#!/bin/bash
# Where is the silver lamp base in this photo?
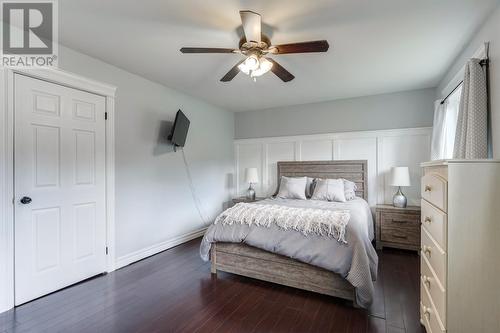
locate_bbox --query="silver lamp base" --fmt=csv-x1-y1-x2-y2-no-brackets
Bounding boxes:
393,187,407,208
246,184,256,201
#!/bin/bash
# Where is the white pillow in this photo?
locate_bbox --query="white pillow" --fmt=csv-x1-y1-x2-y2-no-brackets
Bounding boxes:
311,178,346,202
311,178,358,201
342,179,358,201
277,176,307,200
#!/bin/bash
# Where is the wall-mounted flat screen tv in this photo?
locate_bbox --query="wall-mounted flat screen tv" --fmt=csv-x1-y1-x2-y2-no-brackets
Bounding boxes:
168,110,190,147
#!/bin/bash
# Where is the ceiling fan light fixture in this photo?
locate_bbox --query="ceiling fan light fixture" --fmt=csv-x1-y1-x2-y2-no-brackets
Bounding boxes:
238,54,260,74
238,56,273,78
237,63,249,75
181,11,329,83
251,58,273,77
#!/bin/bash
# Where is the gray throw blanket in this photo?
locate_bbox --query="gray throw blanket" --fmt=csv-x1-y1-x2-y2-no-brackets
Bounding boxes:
200,197,378,308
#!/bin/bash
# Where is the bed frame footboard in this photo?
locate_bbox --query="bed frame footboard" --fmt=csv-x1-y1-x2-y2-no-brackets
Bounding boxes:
210,244,217,275
210,242,358,307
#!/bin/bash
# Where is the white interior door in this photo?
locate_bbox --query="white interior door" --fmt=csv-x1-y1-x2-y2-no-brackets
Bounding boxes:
14,74,107,305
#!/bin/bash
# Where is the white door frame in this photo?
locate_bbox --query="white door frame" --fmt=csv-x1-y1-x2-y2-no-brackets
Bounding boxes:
0,67,117,313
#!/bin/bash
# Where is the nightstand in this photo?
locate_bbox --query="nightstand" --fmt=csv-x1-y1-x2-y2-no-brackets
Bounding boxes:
231,197,264,206
375,204,421,251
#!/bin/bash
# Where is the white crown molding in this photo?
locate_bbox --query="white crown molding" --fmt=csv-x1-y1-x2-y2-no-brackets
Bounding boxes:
234,127,432,145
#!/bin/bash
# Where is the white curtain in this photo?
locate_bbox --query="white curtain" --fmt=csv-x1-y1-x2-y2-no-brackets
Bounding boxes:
453,59,488,159
430,89,461,160
431,101,447,160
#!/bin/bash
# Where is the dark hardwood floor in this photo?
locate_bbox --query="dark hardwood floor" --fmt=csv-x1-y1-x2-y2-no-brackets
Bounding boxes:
0,238,424,333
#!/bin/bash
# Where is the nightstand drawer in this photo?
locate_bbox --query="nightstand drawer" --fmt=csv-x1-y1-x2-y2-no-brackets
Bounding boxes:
380,213,420,245
231,197,264,206
376,206,421,251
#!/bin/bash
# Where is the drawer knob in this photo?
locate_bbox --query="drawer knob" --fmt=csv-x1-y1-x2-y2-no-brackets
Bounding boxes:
424,185,432,192
423,275,432,287
423,306,432,318
424,217,432,223
422,245,432,256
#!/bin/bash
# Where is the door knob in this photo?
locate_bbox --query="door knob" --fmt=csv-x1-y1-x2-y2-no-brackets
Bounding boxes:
20,196,32,204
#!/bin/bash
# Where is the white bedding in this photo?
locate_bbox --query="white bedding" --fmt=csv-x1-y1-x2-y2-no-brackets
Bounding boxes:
200,196,378,307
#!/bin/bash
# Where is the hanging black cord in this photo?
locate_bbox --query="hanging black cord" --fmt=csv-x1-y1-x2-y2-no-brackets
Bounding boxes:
440,59,489,105
180,147,208,225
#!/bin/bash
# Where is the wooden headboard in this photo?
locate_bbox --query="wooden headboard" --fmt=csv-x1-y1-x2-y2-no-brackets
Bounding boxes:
273,160,368,200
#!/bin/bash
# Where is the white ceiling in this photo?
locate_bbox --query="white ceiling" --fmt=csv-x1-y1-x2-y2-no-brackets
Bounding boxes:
59,0,499,112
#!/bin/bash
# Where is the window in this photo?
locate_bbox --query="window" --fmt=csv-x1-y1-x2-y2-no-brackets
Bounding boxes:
431,85,462,160
442,85,462,158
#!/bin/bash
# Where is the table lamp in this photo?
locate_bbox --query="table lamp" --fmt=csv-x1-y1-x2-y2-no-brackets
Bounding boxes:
245,168,259,200
390,167,411,208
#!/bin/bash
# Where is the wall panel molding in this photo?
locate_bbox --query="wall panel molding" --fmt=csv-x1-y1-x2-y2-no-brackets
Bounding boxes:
234,127,431,206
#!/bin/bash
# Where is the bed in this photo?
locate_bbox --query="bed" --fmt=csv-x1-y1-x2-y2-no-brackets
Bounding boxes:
200,160,378,308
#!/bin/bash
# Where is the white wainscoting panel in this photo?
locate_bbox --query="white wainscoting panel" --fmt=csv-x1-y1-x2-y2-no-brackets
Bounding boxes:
234,127,431,206
334,137,378,206
236,143,264,195
265,142,296,196
300,139,333,161
378,132,431,206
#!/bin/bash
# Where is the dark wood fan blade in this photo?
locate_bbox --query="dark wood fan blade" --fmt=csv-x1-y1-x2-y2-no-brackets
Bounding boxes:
240,10,261,43
270,40,329,54
267,58,295,82
220,60,245,82
180,47,237,54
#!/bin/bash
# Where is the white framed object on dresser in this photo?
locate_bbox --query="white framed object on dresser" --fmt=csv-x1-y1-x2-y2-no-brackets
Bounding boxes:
420,159,500,333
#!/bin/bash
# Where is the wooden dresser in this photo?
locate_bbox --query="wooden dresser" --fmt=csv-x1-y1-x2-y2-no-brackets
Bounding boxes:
420,160,500,333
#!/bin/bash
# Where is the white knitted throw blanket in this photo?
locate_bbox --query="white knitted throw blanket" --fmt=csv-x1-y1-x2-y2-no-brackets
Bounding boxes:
214,203,350,243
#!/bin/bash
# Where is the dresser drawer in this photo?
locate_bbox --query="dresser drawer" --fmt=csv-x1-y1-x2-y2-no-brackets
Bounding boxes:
421,255,446,325
421,199,447,250
380,212,420,245
421,280,446,333
421,173,448,212
421,227,446,288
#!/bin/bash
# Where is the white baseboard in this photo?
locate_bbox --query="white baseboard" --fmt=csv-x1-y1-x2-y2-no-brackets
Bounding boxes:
115,227,208,269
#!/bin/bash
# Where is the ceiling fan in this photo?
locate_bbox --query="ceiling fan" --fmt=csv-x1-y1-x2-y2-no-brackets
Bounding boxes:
180,10,329,82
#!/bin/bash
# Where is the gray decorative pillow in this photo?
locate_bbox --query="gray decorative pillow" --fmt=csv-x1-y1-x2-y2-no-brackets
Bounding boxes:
305,177,315,198
311,178,346,202
277,176,307,200
342,179,358,201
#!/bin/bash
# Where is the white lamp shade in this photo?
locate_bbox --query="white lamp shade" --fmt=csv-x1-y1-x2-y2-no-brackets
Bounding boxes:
245,168,259,184
390,167,411,186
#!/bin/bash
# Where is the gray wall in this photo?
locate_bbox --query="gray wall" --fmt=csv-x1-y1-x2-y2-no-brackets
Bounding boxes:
234,88,436,139
437,5,500,158
58,46,234,259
